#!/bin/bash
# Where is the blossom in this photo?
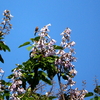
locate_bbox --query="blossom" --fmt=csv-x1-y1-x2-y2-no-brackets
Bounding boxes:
40,23,51,32
49,39,56,45
18,87,25,93
64,28,71,34
56,50,65,55
17,80,22,84
66,76,76,86
69,69,77,76
0,68,4,73
45,92,49,96
70,41,75,46
60,32,64,35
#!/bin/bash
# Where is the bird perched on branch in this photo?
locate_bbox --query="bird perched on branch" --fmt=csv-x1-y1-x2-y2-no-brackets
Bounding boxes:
34,26,39,36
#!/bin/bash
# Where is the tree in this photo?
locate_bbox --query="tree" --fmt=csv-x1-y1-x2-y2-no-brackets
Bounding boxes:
0,10,99,100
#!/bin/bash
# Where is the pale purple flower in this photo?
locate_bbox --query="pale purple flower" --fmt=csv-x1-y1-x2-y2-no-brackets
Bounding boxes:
17,80,22,84
70,41,75,46
66,76,76,86
9,14,14,18
47,34,51,38
56,50,65,55
60,32,64,35
69,69,77,75
11,83,16,89
40,24,51,32
60,41,66,46
46,23,51,27
18,87,25,93
45,92,49,96
0,68,4,73
65,28,71,34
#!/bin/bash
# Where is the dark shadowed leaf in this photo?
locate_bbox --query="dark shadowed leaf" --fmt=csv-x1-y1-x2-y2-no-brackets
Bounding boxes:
0,43,10,52
0,37,4,39
85,92,93,97
18,42,30,48
7,74,14,79
0,54,4,63
41,76,52,85
90,96,100,100
49,96,57,100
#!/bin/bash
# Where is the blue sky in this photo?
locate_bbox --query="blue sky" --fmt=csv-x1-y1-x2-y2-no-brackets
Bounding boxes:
0,0,100,99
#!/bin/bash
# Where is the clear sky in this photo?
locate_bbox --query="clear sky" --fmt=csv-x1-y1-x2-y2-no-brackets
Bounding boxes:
0,0,100,99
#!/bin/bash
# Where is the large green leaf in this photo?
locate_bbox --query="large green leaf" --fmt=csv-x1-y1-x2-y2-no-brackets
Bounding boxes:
0,43,10,52
85,92,93,97
7,74,14,79
18,41,30,48
41,76,52,85
30,36,40,42
0,54,4,63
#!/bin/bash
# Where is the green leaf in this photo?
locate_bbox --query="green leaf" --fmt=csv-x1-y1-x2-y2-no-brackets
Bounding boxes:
30,36,40,42
53,45,63,50
49,96,57,100
38,71,47,77
0,54,4,63
85,92,93,97
91,96,100,100
0,43,10,52
7,74,14,79
61,73,68,80
41,76,52,85
18,41,30,48
0,37,4,39
94,86,100,93
30,73,35,76
26,46,33,51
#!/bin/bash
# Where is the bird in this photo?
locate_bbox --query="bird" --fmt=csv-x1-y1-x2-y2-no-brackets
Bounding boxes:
34,26,39,36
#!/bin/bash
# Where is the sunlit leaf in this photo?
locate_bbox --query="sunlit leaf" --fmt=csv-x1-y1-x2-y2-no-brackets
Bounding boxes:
30,36,40,42
26,46,33,51
38,71,47,77
30,73,35,76
53,45,63,50
18,41,30,48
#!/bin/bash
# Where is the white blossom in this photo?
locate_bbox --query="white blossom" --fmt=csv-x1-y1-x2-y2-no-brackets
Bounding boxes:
0,68,4,73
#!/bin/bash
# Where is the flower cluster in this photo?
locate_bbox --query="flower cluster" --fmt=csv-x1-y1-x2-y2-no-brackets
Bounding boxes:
56,27,77,84
0,68,4,92
0,10,13,36
9,68,25,100
31,24,56,57
0,10,13,53
69,88,88,100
